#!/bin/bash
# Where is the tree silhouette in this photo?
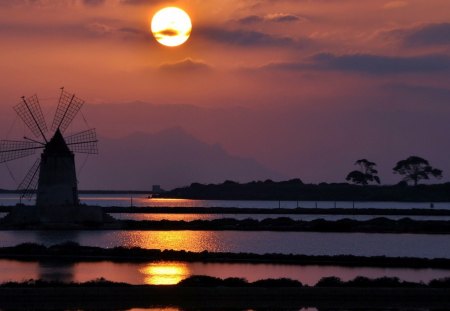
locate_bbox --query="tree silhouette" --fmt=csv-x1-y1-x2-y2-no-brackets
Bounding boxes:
346,159,380,185
393,156,443,186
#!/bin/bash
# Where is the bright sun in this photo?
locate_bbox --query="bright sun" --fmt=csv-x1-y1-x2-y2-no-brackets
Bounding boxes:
151,7,192,47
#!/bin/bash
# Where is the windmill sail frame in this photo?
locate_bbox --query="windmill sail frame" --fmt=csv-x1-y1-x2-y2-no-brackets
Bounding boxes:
51,89,84,133
13,95,48,141
3,89,98,201
17,158,41,201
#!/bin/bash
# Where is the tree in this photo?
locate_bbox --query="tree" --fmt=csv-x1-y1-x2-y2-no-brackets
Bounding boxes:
346,159,380,185
393,156,443,186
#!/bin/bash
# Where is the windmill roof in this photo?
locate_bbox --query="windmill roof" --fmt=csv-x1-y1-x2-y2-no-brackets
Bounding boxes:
44,129,71,155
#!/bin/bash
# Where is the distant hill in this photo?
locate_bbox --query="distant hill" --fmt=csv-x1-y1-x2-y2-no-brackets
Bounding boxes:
77,127,284,190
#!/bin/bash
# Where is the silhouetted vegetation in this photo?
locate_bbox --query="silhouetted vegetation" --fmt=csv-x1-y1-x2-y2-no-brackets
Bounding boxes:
0,277,130,288
177,275,433,288
118,217,450,233
393,156,443,186
316,276,422,288
3,214,450,232
3,243,450,269
428,277,450,288
3,275,450,288
163,179,450,201
346,159,380,185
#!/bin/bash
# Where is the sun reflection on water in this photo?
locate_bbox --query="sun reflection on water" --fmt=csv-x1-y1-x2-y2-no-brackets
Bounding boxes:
138,197,197,207
140,262,189,285
122,230,223,252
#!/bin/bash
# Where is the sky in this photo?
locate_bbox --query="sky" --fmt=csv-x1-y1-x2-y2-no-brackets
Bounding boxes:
0,0,450,188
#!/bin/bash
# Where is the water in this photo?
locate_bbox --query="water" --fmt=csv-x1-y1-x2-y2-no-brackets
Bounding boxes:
0,230,450,258
0,259,448,285
1,193,448,209
110,213,450,222
127,307,314,311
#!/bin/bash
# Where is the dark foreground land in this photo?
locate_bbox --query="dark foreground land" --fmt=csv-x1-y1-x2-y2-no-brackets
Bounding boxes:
3,243,450,269
1,278,450,310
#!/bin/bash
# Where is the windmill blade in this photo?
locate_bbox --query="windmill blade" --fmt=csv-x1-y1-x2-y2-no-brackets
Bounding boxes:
13,95,48,141
65,128,98,154
17,158,40,201
51,89,85,133
0,140,43,163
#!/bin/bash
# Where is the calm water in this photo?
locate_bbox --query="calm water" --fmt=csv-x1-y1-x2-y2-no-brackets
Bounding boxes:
0,230,450,258
1,193,448,209
128,310,315,311
1,259,448,285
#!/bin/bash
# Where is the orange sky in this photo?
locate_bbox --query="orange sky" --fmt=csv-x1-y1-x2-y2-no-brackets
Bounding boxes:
0,0,449,188
0,0,448,104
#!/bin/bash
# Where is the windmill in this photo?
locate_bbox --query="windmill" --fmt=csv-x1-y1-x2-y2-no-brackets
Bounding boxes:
0,88,98,209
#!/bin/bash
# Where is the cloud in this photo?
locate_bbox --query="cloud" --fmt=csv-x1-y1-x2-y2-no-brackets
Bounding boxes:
382,83,450,106
260,53,450,74
196,26,299,47
383,1,408,9
158,58,213,73
119,0,169,5
0,0,105,7
387,23,450,47
156,29,179,37
0,18,149,43
238,15,264,24
238,13,302,24
83,0,105,6
266,13,302,22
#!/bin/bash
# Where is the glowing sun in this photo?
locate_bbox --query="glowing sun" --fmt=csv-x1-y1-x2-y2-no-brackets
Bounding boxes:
151,7,192,47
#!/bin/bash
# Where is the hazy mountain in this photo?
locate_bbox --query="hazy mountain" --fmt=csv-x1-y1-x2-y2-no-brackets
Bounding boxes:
77,127,284,190
1,88,450,187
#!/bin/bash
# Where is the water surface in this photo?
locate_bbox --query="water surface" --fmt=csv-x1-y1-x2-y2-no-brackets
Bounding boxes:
0,230,449,258
0,259,448,286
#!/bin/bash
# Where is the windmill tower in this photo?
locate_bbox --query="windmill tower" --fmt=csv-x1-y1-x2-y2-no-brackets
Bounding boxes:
0,88,100,225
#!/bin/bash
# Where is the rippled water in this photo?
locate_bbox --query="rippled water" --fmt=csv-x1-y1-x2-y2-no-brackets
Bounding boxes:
1,230,450,258
1,260,448,285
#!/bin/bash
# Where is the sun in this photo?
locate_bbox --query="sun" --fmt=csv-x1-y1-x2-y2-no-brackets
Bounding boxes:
151,7,192,47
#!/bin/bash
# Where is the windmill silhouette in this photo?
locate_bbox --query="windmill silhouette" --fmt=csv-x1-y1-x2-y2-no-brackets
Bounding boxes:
0,88,98,207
